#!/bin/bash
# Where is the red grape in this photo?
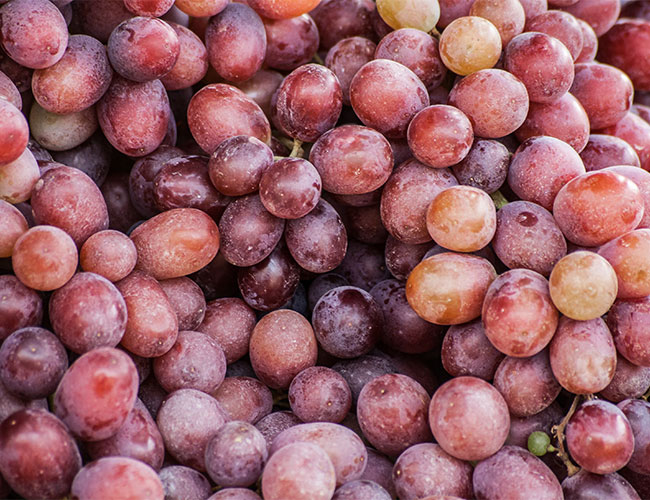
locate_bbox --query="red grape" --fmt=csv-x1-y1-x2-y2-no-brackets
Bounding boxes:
263,14,319,72
259,158,321,219
526,10,584,61
212,376,273,424
159,465,212,500
608,297,650,368
580,134,641,171
325,37,376,106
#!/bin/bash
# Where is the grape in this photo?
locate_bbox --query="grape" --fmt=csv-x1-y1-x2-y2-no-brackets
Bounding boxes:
238,244,301,311
255,411,302,449
349,59,429,138
174,0,227,17
344,204,388,245
0,148,40,204
310,0,373,51
370,279,445,353
0,409,81,500
310,125,393,196
197,298,255,364
325,37,376,106
580,134,641,171
0,0,67,69
470,0,526,44
617,399,650,476
158,277,206,331
408,105,473,169
71,456,164,500
249,309,317,389
130,208,220,280
157,388,229,471
138,376,166,420
526,10,584,61
549,316,616,393
515,92,590,152
259,158,321,219
153,330,226,394
262,442,336,500
566,400,634,474
0,200,27,258
357,373,432,457
429,376,509,461
153,156,229,219
482,269,558,358
208,489,262,500
54,347,138,441
393,443,474,500
128,145,183,218
473,446,563,500
312,286,382,358
439,16,502,76
12,225,78,292
270,422,368,485
360,449,397,497
272,64,342,142
123,0,173,16
97,76,169,157
376,0,440,32
504,32,574,104
0,275,43,341
0,327,67,400
333,480,392,500
288,366,352,423
160,22,208,91
562,0,621,36
159,465,212,500
451,139,510,194
599,111,650,171
553,171,644,247
375,28,447,89
0,69,21,109
85,399,164,470
381,160,458,244
438,0,474,27
205,421,267,487
426,186,496,252
187,83,271,155
448,69,529,139
494,350,561,417
0,99,28,167
115,271,179,358
622,0,650,19
384,236,431,281
493,201,568,277
441,319,505,380
205,3,266,83
562,470,641,500
406,252,496,325
331,355,395,405
212,377,273,424
234,70,283,118
570,62,634,129
29,102,98,152
601,354,650,403
73,0,133,43
575,18,598,63
263,14,319,72
208,135,273,197
507,402,563,449
598,230,650,299
608,297,650,368
51,134,112,186
49,272,127,354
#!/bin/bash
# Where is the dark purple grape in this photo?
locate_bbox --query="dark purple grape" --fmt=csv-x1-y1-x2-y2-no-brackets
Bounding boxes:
562,470,641,500
0,327,67,400
600,355,650,403
0,409,81,500
263,14,319,71
580,134,641,171
360,449,397,498
617,399,650,476
451,139,510,194
0,275,43,341
205,421,268,487
333,480,392,500
237,245,301,312
506,402,563,449
288,366,352,423
325,37,376,105
255,411,303,450
310,0,374,50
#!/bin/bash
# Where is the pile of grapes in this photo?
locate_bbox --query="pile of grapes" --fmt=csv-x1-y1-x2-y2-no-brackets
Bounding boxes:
2,0,650,498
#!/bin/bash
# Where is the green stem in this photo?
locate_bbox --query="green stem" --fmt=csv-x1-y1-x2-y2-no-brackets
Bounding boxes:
312,52,325,65
289,139,303,158
490,190,509,209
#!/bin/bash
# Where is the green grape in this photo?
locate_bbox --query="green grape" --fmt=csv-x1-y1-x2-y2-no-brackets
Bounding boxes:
527,431,551,457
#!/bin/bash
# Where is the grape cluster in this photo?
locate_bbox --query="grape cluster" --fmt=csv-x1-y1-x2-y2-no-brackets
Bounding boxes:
1,0,650,499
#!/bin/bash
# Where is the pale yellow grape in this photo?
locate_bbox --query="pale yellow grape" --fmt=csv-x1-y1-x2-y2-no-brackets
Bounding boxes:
439,16,502,76
377,0,441,33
